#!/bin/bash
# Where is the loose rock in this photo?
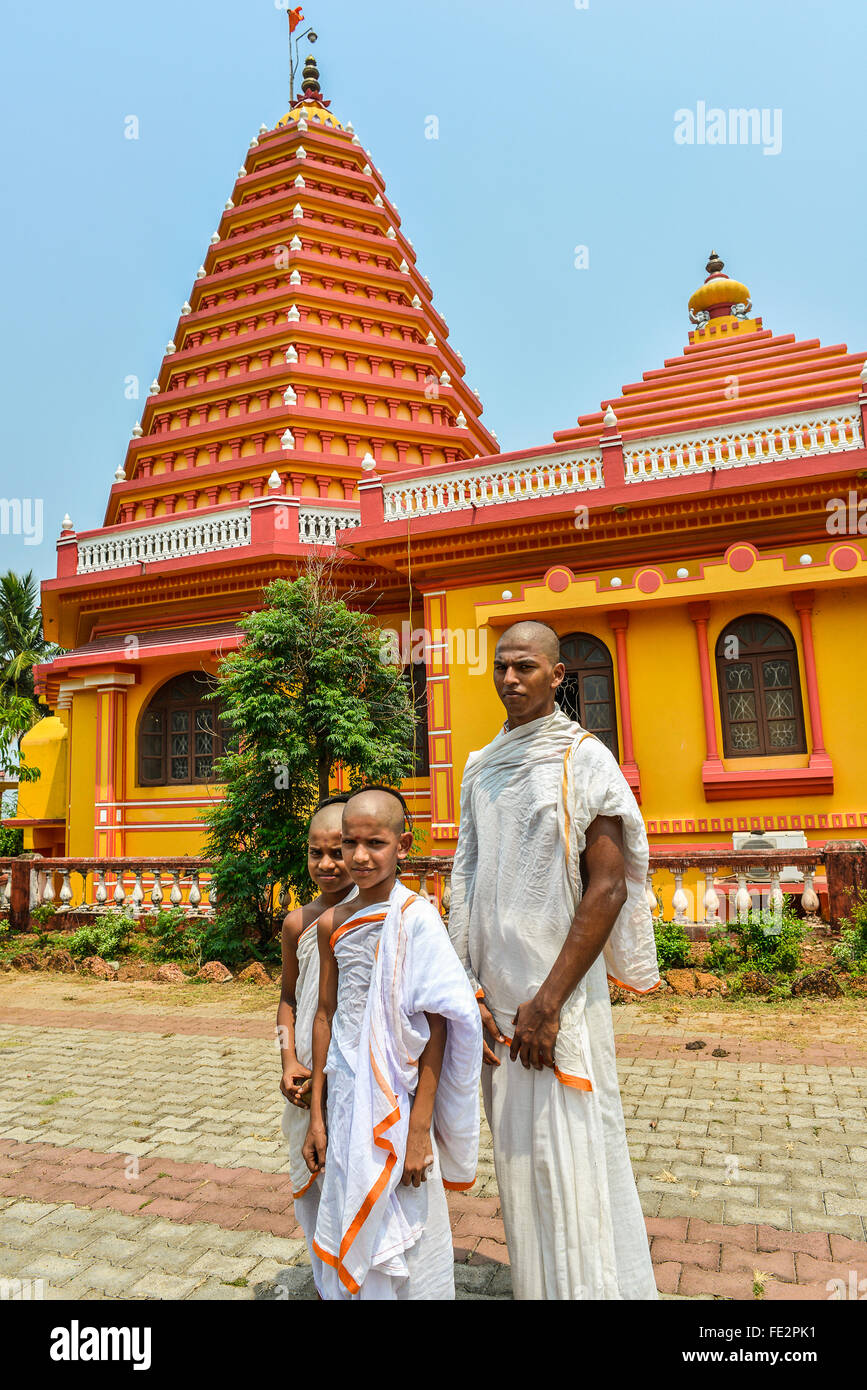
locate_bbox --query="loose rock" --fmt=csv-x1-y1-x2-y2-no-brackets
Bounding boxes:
79,955,118,980
791,968,843,999
156,962,187,984
666,969,698,996
237,962,273,988
196,960,233,984
41,949,77,973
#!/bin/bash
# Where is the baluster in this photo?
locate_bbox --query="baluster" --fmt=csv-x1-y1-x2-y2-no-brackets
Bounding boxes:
132,870,144,917
767,869,784,934
188,871,201,913
170,870,183,908
417,877,432,904
1,870,10,909
703,870,720,926
59,869,73,908
114,872,127,909
735,873,751,923
645,871,657,918
801,866,819,916
672,871,689,926
441,878,451,918
95,869,108,909
279,884,289,914
42,870,56,905
208,878,218,912
151,870,164,911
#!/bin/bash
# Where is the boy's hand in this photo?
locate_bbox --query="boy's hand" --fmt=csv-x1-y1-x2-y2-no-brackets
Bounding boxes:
302,1119,328,1174
281,1062,312,1109
478,1000,506,1068
401,1123,434,1188
511,995,559,1071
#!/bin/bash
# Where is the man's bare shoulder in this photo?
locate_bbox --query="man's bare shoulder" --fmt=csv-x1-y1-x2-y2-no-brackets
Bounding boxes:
282,898,324,944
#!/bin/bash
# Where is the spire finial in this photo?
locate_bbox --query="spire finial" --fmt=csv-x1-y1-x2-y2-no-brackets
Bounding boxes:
302,53,321,95
706,250,725,275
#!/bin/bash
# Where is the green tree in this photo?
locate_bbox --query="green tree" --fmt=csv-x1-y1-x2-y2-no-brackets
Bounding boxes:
0,571,63,787
201,563,417,960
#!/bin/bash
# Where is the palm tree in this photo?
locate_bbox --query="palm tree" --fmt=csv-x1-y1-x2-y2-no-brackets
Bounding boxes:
0,571,59,706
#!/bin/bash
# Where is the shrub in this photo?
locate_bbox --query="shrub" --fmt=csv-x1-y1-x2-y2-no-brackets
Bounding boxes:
654,919,692,971
703,928,739,975
0,825,23,856
31,903,57,927
730,905,804,975
147,909,206,968
832,888,867,975
67,911,134,961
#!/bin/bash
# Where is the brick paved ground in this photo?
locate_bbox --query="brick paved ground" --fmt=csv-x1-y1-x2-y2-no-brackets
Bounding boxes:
1,976,865,1300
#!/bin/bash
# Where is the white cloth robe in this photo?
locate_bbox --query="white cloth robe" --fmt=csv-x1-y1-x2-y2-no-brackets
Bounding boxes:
312,880,482,1300
448,708,660,1300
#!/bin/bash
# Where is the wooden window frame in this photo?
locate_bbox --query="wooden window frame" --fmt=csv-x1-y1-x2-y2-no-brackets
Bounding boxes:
715,615,807,759
138,674,229,788
556,632,619,761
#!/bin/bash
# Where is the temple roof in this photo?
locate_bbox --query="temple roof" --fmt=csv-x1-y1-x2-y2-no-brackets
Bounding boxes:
554,254,867,447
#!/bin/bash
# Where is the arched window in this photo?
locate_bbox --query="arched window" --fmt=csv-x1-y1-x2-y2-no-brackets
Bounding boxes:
138,672,231,786
715,615,806,757
555,633,619,758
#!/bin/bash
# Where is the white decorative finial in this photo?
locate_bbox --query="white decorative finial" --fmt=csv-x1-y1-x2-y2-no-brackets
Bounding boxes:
61,514,73,532
287,304,301,322
363,163,372,175
455,411,468,428
249,136,259,148
385,226,396,238
224,199,234,210
131,421,143,438
373,193,383,207
292,203,304,219
210,232,220,244
425,331,436,346
196,266,206,279
267,470,282,490
114,465,126,482
283,385,297,405
296,145,307,159
259,123,268,135
440,371,451,386
290,234,302,250
294,174,305,188
181,301,192,315
610,576,623,588
860,360,867,385
297,117,308,132
399,259,409,272
281,429,295,450
290,269,301,285
148,379,159,394
411,295,422,309
285,344,299,363
165,341,176,354
603,404,618,430
361,451,377,471
346,120,355,132
238,167,247,178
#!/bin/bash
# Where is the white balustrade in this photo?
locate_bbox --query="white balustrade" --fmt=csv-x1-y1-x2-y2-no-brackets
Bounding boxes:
383,449,604,521
77,508,251,574
298,505,361,545
624,406,862,484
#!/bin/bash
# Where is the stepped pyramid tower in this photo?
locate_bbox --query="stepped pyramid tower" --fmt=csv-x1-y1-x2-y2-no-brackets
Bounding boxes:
26,50,498,860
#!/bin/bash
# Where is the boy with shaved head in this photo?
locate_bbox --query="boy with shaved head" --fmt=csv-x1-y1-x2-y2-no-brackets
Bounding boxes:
302,786,481,1300
449,620,660,1300
277,796,356,1291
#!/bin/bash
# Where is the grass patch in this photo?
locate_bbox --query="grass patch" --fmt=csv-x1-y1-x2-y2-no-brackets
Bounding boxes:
37,1091,77,1106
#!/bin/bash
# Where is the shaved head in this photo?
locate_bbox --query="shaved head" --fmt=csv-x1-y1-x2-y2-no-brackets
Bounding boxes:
496,621,561,665
309,798,346,837
344,787,407,836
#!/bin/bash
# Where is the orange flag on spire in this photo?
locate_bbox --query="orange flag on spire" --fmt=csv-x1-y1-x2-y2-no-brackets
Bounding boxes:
288,6,304,32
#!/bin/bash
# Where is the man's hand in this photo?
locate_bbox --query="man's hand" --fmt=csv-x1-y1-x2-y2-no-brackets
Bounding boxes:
478,999,506,1067
281,1061,312,1109
401,1122,434,1187
510,995,560,1071
302,1119,327,1174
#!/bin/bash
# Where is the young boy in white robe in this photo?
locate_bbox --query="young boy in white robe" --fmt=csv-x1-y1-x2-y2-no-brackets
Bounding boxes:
302,787,482,1301
277,796,356,1290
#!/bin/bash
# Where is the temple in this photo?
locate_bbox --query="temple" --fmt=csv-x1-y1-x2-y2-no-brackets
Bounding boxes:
14,56,867,897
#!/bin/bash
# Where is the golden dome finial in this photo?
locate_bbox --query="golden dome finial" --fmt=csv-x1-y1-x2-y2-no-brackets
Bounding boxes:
688,251,752,328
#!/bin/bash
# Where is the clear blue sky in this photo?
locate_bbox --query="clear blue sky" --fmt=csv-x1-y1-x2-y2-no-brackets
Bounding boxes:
2,0,864,584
